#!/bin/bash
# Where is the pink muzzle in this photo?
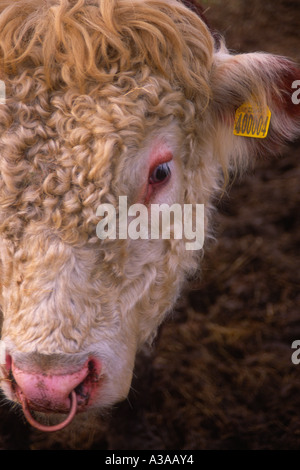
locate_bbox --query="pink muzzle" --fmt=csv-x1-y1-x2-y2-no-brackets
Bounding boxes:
9,358,101,432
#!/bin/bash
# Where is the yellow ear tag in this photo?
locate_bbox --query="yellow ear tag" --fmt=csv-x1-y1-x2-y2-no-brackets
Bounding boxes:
233,101,271,138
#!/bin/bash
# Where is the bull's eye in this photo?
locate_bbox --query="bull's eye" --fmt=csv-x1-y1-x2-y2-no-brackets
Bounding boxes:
149,162,171,185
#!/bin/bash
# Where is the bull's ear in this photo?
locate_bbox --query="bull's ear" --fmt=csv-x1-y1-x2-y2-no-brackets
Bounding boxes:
209,48,300,171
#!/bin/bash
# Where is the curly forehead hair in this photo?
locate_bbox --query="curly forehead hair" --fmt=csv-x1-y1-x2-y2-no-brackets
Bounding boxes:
0,0,215,246
0,0,213,99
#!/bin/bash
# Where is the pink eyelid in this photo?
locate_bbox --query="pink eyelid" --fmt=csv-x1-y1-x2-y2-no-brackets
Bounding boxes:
148,150,173,177
136,148,173,204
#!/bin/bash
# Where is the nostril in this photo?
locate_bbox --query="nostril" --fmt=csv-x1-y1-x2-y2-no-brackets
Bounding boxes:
8,368,15,386
88,358,101,381
74,382,89,400
74,359,101,405
5,354,12,373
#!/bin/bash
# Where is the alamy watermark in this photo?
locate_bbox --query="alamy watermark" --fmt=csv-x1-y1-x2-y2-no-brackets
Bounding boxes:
291,340,300,365
0,340,6,365
96,196,204,251
292,80,300,105
0,80,5,105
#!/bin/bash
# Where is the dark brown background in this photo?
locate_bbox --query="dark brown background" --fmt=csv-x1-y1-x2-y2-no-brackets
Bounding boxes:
1,0,300,450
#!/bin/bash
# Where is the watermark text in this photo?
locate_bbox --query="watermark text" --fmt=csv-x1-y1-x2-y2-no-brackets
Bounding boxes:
291,340,300,365
0,340,6,365
292,80,300,105
96,197,204,250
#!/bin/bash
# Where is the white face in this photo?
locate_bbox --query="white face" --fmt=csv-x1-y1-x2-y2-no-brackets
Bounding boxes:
0,110,204,416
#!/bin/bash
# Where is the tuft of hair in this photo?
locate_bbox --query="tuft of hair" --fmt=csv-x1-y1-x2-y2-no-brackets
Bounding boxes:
0,0,214,104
